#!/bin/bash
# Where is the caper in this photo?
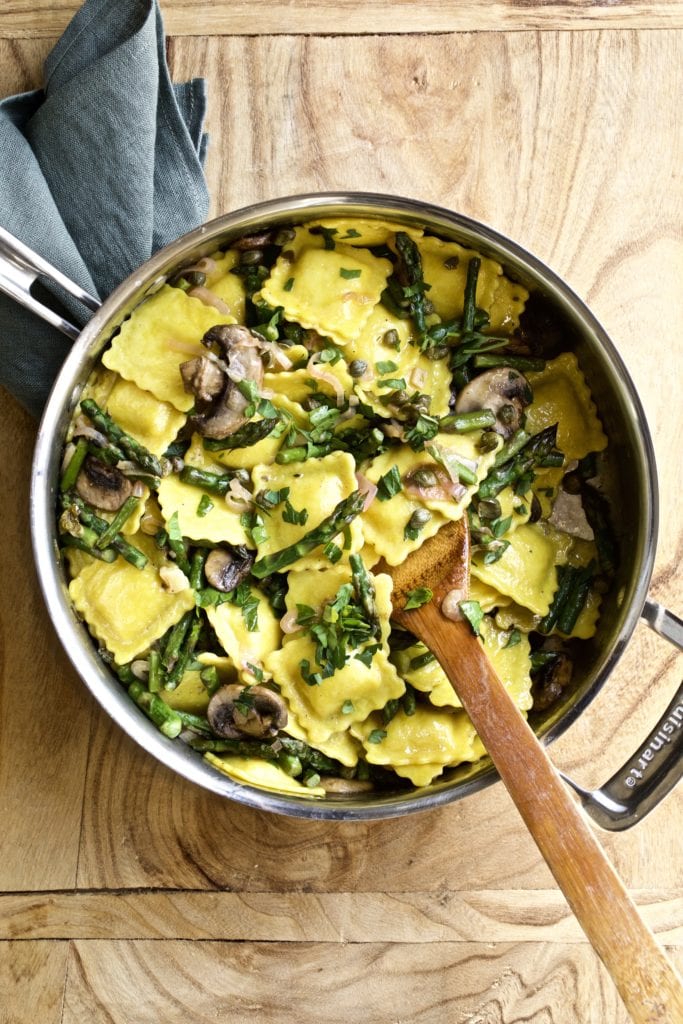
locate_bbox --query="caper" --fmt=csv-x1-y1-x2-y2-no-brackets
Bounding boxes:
477,498,501,522
498,403,516,425
390,390,410,407
274,228,296,246
348,359,368,378
426,344,449,360
443,255,460,269
170,269,206,289
408,508,432,530
239,249,264,266
478,430,499,453
383,329,400,349
412,394,431,413
411,468,438,488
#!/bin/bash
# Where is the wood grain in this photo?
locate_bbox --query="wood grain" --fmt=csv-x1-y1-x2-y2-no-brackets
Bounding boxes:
2,890,682,942
0,941,69,1024
1,15,682,1024
2,1,683,38
58,940,683,1024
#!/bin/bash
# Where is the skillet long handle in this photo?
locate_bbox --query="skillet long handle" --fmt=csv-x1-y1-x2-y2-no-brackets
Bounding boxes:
412,607,683,1023
0,225,100,338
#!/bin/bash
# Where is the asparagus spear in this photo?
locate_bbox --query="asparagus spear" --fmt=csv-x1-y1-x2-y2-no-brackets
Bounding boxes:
128,681,183,739
179,466,232,496
164,613,202,690
462,256,480,335
63,494,148,569
80,399,165,477
60,529,117,562
203,418,279,452
394,231,429,338
59,438,89,492
349,553,381,640
251,490,366,578
439,409,496,433
161,610,194,672
477,425,560,500
95,495,140,549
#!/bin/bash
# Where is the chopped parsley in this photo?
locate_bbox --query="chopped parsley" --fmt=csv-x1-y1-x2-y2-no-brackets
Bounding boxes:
283,277,295,292
377,465,402,501
404,587,433,610
196,494,214,518
368,729,387,744
459,599,484,635
340,267,362,280
375,360,399,375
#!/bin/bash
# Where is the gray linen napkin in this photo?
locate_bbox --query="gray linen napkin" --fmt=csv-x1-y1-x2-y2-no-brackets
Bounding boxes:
0,0,209,416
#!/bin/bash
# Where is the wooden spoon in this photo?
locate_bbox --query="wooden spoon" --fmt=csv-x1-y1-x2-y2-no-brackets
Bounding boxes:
386,517,683,1024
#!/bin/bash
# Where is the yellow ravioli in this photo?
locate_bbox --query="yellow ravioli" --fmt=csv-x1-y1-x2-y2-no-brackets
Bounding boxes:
259,228,392,346
304,217,423,248
471,523,565,616
157,474,250,546
160,669,210,715
69,544,196,664
411,236,528,333
525,352,608,461
251,451,363,571
353,706,480,768
104,378,186,457
102,285,235,411
360,434,499,565
206,590,282,677
266,639,405,745
204,754,325,797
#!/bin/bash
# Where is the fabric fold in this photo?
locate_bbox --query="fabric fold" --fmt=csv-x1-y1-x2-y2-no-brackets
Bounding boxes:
0,0,209,416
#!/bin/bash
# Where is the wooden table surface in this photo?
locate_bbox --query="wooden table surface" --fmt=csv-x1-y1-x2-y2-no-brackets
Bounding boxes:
1,3,682,1022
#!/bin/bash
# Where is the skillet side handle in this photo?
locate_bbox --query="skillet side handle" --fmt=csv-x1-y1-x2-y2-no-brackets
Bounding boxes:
0,225,100,339
562,605,683,830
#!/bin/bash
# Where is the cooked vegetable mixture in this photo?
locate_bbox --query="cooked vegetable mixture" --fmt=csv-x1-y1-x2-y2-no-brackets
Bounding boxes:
59,217,613,798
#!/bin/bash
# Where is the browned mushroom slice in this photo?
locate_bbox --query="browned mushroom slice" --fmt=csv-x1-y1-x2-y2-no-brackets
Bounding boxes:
207,684,288,739
318,776,375,796
204,545,255,592
75,455,133,511
230,231,274,251
183,325,265,440
454,367,532,439
532,652,573,710
179,356,225,403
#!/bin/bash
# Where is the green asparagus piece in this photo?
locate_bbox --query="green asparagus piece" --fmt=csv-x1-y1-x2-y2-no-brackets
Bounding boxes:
189,548,208,590
493,428,531,467
200,665,221,696
349,553,381,640
128,681,183,739
175,709,213,735
80,398,165,477
161,610,194,672
164,613,202,690
148,650,162,693
251,490,366,578
179,465,232,496
203,418,279,452
394,231,429,338
64,495,148,569
59,438,89,492
580,482,618,576
472,353,545,372
462,256,480,335
556,566,595,635
60,530,117,562
439,409,496,433
95,495,140,550
166,512,191,576
477,426,560,500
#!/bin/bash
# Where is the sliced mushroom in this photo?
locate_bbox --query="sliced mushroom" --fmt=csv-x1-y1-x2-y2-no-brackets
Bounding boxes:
454,367,532,439
204,545,255,592
75,455,133,511
207,683,288,739
532,653,573,710
180,356,225,403
182,324,264,440
318,776,375,796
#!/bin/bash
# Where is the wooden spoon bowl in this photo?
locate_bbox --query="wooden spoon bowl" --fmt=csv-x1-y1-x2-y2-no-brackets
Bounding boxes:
384,517,683,1024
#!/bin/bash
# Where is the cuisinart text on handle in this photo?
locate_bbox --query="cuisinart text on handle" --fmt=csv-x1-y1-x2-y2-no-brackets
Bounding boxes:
625,700,683,787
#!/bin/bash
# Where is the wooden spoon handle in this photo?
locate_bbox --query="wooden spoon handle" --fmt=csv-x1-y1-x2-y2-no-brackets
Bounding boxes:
417,609,683,1023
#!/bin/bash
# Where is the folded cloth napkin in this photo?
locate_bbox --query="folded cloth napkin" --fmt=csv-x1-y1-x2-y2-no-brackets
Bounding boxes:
0,0,209,416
